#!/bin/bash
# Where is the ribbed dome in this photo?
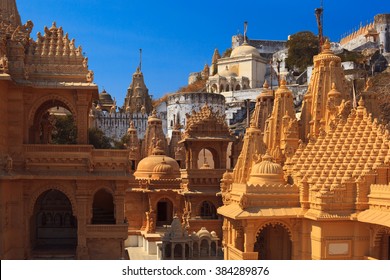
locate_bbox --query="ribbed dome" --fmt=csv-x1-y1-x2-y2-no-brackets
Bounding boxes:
152,159,174,179
196,227,211,239
231,43,260,58
134,155,180,180
248,153,285,185
99,90,113,102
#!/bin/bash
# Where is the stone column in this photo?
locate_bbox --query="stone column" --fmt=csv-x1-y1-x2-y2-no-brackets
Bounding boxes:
114,182,126,224
244,223,255,253
76,183,89,259
76,91,91,145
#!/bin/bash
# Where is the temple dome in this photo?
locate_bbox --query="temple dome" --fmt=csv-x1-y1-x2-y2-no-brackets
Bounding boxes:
134,155,180,180
248,153,285,185
99,90,113,102
230,43,260,58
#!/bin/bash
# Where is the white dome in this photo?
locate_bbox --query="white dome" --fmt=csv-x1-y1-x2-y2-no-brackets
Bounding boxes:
231,43,260,58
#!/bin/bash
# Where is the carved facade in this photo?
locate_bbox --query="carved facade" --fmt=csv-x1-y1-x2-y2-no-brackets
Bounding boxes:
218,40,390,260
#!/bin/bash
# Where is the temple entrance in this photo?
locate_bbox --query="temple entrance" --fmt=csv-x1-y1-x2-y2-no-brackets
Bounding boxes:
156,198,173,227
92,189,115,224
254,224,292,260
30,100,77,144
31,190,77,258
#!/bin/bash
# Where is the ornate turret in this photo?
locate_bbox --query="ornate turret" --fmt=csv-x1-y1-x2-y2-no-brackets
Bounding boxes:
263,79,299,163
141,109,168,157
251,80,274,131
123,67,153,114
300,40,350,141
210,48,221,75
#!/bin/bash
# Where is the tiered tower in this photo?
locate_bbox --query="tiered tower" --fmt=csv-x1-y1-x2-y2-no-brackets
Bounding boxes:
300,40,350,141
263,79,299,163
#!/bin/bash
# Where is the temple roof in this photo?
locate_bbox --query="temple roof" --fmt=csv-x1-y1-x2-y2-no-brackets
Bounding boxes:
289,99,390,188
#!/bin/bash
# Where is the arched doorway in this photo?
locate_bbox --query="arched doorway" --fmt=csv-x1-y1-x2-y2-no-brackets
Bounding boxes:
156,198,173,227
31,189,77,257
254,223,292,260
199,201,217,219
197,148,215,169
200,239,209,257
30,100,77,144
92,189,115,224
174,244,182,259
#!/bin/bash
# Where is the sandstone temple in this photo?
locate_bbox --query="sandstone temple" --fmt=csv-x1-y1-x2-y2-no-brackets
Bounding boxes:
0,1,390,260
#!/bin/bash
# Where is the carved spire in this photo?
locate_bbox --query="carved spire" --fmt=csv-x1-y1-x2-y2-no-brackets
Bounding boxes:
0,0,21,26
263,79,299,163
123,63,152,114
300,38,350,141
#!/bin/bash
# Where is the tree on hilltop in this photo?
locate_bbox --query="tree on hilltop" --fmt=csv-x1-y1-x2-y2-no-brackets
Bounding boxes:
285,31,319,73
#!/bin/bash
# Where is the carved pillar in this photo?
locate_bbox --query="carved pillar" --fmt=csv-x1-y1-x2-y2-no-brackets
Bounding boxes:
76,91,91,145
234,222,244,251
76,183,89,259
244,223,255,253
114,182,126,224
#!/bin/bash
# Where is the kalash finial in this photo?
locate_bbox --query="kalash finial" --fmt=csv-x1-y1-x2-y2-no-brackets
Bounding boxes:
322,39,331,53
280,78,287,88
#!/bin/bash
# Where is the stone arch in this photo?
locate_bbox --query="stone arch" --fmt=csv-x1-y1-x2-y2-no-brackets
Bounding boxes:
256,220,293,240
174,243,183,259
30,188,77,255
254,220,293,260
27,95,78,144
28,94,77,128
200,238,209,257
196,200,217,219
211,84,218,93
92,188,115,224
196,147,220,169
155,197,174,227
28,184,77,218
197,148,215,169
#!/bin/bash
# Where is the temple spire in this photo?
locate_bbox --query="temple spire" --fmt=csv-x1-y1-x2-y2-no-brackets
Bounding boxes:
243,21,248,43
0,0,22,26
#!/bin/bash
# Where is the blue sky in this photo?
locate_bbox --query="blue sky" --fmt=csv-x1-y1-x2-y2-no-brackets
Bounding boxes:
17,0,388,103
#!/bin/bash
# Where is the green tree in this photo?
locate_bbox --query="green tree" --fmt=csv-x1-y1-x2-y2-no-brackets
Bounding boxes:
88,127,112,149
113,133,130,150
285,31,319,73
51,114,77,144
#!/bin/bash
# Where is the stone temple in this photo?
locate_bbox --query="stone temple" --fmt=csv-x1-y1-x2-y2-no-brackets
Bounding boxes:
0,1,390,260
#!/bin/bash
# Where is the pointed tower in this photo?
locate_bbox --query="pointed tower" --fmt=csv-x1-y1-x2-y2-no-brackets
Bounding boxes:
300,40,350,141
231,84,275,184
0,0,21,26
251,80,274,131
263,79,299,163
123,67,153,114
141,109,168,158
210,48,221,76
